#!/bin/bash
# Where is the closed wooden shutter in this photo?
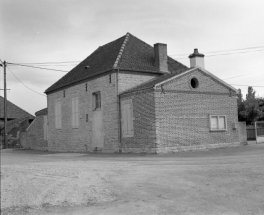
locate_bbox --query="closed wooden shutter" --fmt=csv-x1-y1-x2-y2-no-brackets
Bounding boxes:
72,97,79,128
121,99,134,137
44,116,48,140
55,101,62,129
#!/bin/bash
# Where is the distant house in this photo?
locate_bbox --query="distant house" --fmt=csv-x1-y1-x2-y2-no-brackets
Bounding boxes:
44,33,239,153
0,96,34,125
21,108,48,150
0,96,34,146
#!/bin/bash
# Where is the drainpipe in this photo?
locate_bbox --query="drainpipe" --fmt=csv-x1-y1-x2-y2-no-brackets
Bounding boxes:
116,69,122,152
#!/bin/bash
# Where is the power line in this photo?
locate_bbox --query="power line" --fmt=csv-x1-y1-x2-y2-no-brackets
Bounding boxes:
8,45,264,65
173,48,264,59
223,70,264,80
229,84,264,88
12,61,81,65
170,45,264,56
6,65,46,97
7,62,69,72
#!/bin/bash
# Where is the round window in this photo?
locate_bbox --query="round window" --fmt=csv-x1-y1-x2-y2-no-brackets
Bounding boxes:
190,77,199,89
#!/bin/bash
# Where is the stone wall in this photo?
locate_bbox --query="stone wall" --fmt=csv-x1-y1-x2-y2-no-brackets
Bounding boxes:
47,71,159,152
47,73,119,152
22,115,48,150
118,72,157,93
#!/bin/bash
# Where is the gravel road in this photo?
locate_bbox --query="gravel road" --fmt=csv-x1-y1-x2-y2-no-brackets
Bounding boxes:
1,144,264,215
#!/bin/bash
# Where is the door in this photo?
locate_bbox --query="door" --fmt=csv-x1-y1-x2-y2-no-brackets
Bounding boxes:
92,109,104,149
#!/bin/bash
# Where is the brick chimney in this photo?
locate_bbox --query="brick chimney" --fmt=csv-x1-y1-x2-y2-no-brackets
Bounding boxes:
189,48,205,68
154,43,168,73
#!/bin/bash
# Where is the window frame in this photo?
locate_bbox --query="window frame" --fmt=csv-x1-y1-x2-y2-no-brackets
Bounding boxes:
209,115,227,131
93,91,101,110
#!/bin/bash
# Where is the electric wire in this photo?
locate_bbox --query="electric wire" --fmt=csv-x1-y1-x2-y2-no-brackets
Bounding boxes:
9,45,264,65
7,62,68,72
12,61,80,65
6,65,46,97
173,49,264,59
170,45,264,56
223,70,264,80
229,84,264,88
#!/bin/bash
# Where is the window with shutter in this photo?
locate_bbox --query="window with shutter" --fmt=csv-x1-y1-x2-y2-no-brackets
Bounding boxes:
55,101,62,129
72,97,79,128
44,116,48,140
121,99,134,137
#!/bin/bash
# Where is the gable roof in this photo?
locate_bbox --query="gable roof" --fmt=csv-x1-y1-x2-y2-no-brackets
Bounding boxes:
45,33,188,94
120,67,237,95
0,96,35,120
35,108,48,116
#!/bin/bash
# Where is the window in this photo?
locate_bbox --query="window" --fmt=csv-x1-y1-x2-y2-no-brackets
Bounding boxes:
190,77,199,89
63,90,65,97
85,83,87,91
93,91,101,110
71,97,79,128
55,101,62,129
121,99,134,137
210,115,227,131
109,74,112,83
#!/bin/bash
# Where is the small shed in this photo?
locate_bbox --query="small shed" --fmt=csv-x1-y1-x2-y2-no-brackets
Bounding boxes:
21,108,48,150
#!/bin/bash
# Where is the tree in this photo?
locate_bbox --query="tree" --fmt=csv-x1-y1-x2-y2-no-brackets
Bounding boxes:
239,87,264,124
237,89,246,121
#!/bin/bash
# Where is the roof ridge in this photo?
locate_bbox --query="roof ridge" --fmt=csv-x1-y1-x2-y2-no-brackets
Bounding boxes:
113,33,130,69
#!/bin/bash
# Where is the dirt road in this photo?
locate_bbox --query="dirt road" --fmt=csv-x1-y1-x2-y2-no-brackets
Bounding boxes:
1,144,264,215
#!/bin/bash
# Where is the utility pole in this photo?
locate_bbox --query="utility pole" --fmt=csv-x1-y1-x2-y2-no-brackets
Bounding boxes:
3,61,7,149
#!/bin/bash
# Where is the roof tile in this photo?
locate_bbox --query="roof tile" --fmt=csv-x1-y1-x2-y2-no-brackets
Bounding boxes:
45,33,188,94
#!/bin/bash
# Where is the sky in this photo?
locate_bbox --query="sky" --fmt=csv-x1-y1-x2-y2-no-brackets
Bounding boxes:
1,0,264,115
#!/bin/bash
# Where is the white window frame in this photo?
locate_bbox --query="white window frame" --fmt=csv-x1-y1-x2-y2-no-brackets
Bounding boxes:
209,115,227,131
71,97,79,128
55,101,62,129
121,99,134,137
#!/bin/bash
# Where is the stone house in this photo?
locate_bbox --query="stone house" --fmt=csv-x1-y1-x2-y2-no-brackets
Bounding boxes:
44,33,239,153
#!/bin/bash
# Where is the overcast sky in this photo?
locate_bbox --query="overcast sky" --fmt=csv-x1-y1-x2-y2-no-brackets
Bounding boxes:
1,0,264,115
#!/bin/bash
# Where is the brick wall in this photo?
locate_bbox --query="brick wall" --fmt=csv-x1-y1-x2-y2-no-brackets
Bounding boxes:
120,90,157,153
22,115,48,150
154,69,239,153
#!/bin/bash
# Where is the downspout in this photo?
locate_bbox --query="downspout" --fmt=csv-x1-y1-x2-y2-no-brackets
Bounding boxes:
116,69,122,153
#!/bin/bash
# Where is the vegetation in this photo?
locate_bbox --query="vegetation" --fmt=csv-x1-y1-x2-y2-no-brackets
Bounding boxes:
237,87,264,124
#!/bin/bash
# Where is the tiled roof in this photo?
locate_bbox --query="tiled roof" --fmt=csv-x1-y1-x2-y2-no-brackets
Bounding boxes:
0,96,35,120
45,33,188,94
35,108,48,116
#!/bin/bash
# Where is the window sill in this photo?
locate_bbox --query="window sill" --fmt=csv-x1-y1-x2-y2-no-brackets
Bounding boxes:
210,129,227,132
